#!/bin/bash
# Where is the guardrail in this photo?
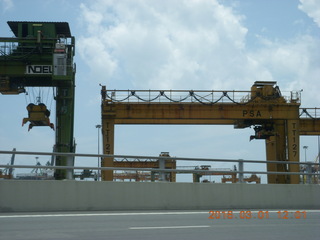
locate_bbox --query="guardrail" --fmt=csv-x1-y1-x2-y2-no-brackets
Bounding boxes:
300,108,320,119
0,150,319,184
102,89,298,104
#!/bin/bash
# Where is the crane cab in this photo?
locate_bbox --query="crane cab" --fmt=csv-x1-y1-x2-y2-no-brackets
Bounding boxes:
22,103,54,131
250,81,285,103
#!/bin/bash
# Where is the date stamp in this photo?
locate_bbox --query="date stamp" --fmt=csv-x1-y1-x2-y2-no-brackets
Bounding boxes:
208,210,307,220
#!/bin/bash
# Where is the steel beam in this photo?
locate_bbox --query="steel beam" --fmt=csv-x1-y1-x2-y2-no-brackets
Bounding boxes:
101,118,114,181
299,119,320,135
1,164,318,176
287,120,300,184
103,103,300,124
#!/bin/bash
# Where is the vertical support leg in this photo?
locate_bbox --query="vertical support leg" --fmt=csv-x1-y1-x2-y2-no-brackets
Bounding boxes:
102,118,114,181
193,173,200,183
275,121,288,183
169,171,176,182
168,161,176,182
287,120,300,184
55,84,75,180
151,171,155,182
266,136,277,183
232,174,237,183
265,121,288,183
169,173,176,182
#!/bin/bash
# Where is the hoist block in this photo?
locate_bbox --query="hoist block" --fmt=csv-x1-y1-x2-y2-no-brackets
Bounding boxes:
250,125,275,141
22,103,54,131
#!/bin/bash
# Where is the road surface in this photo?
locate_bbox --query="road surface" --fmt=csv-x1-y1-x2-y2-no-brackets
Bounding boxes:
0,210,319,240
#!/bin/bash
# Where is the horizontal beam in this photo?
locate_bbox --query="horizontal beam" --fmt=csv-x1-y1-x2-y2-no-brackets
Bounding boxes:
1,164,318,176
1,150,319,165
102,103,300,124
299,119,320,135
114,119,235,125
0,37,58,43
114,162,175,168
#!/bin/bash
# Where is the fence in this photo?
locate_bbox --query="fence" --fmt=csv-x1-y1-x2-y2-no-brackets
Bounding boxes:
0,150,319,184
102,89,299,105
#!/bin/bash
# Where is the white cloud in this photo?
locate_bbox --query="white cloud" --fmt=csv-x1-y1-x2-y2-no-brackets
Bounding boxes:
1,0,13,12
78,0,253,89
77,0,320,106
299,0,320,27
77,36,118,78
249,35,320,106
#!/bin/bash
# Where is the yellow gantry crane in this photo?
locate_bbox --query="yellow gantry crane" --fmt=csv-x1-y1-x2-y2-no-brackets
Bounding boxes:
100,81,320,184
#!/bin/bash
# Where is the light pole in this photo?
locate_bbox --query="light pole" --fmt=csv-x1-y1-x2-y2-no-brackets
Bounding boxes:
303,146,308,162
318,136,320,162
96,124,102,181
35,157,39,174
318,136,320,183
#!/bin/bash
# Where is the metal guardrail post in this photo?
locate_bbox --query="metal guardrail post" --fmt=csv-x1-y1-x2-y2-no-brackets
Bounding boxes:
66,156,74,180
1,150,320,183
306,162,312,184
238,159,244,183
159,159,165,181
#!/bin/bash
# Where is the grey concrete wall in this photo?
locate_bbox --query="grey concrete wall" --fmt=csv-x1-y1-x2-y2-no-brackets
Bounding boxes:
0,181,319,212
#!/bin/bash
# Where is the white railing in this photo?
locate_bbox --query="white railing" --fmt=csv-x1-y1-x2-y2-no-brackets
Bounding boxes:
0,150,319,184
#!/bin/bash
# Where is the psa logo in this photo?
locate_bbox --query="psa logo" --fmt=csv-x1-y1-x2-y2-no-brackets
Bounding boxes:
242,110,262,117
26,65,52,74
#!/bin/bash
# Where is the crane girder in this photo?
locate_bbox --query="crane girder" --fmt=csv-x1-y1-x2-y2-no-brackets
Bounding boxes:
103,102,300,124
299,119,320,135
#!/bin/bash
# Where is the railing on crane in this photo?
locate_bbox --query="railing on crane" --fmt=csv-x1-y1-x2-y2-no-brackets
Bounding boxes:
299,108,320,119
102,89,300,105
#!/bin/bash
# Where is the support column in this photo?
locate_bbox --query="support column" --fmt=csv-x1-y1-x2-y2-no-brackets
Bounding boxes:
151,171,155,182
275,121,288,183
193,173,200,183
265,136,277,183
54,84,75,180
265,121,288,183
287,120,300,184
101,118,114,181
169,165,176,182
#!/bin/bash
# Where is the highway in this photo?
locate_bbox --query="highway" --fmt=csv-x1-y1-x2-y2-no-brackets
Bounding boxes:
0,210,319,240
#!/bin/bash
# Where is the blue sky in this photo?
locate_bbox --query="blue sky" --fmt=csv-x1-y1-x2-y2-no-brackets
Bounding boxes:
0,0,319,182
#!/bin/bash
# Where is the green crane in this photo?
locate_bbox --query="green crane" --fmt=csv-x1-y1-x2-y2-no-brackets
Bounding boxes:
0,21,76,180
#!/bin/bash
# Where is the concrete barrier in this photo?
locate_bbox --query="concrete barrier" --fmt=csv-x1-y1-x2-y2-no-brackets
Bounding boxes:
0,181,319,212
